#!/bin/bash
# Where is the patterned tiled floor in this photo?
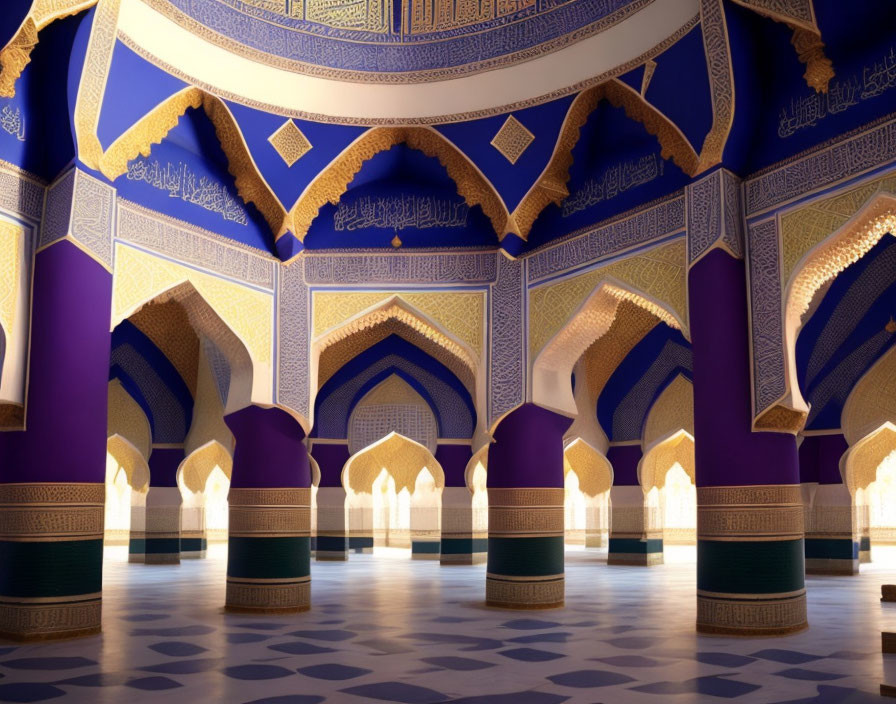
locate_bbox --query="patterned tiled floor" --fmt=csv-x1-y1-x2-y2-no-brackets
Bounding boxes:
0,545,893,703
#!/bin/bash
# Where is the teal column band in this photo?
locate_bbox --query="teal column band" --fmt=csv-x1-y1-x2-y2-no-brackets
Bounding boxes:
486,488,565,609
0,484,104,641
226,488,311,613
440,491,487,566
697,485,807,636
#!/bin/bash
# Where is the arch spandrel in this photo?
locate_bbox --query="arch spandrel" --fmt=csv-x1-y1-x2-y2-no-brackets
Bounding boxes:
106,434,150,492
289,126,509,242
312,291,484,362
842,423,896,496
107,379,152,461
342,432,445,495
842,345,896,447
563,438,612,497
310,295,481,430
111,250,268,413
638,429,695,494
348,374,438,455
179,439,233,494
317,317,475,395
643,374,694,451
530,241,686,416
762,184,896,432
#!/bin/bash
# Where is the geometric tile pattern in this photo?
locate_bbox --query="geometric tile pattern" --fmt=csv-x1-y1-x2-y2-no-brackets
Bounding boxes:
268,120,312,167
491,115,534,165
0,546,887,703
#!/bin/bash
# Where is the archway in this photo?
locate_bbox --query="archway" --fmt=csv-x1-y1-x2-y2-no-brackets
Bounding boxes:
769,189,896,430
563,439,612,549
639,430,697,559
343,433,445,559
178,440,233,558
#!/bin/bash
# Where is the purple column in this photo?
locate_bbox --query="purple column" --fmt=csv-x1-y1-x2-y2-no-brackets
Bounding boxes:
142,447,185,565
436,443,484,565
0,241,111,640
802,433,858,574
607,445,662,565
486,404,572,608
691,248,806,635
224,406,312,612
310,441,351,560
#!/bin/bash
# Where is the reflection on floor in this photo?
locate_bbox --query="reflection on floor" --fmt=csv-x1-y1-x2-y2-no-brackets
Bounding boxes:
0,545,892,703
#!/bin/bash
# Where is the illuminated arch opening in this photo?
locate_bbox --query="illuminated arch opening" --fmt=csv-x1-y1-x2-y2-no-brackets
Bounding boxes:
343,432,445,559
563,438,612,549
639,430,697,555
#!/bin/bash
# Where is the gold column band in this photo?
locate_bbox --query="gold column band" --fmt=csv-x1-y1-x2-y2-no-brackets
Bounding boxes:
698,485,804,541
0,483,104,541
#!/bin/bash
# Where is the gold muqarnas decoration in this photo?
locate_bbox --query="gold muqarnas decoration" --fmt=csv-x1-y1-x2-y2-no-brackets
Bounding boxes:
0,1,99,98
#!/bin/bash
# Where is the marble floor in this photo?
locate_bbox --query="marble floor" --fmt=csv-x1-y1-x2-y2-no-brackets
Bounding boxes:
0,544,893,703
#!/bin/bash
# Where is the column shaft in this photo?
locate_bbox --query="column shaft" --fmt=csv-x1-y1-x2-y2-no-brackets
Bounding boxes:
311,443,350,560
691,248,806,636
225,406,311,613
486,405,571,609
607,445,662,565
0,241,111,640
144,448,184,565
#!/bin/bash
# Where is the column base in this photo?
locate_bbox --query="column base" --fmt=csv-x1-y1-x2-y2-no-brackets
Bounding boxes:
805,558,859,575
440,537,487,565
805,538,858,575
607,538,663,566
180,536,207,559
349,536,373,554
696,591,808,636
225,579,310,613
411,540,441,560
0,597,102,642
315,535,348,561
485,575,564,609
144,536,180,564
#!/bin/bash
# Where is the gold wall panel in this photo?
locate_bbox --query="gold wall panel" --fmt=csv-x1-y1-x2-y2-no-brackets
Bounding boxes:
344,433,444,493
107,379,152,460
0,219,23,338
112,244,272,365
563,439,612,497
781,174,896,285
529,239,686,358
843,346,896,447
312,290,483,357
643,373,694,449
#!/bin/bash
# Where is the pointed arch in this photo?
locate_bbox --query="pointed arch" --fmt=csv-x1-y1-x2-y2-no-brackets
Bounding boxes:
774,192,896,429
179,439,232,494
114,280,255,414
531,277,684,416
638,429,695,494
0,0,96,97
464,443,489,492
841,422,896,496
107,434,150,491
342,432,445,494
842,345,896,448
512,79,699,241
107,378,152,460
311,295,480,426
347,373,439,455
643,373,694,450
289,126,510,242
563,438,613,498
81,87,288,239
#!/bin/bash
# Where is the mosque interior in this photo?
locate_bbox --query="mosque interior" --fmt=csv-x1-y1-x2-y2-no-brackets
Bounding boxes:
0,0,896,701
